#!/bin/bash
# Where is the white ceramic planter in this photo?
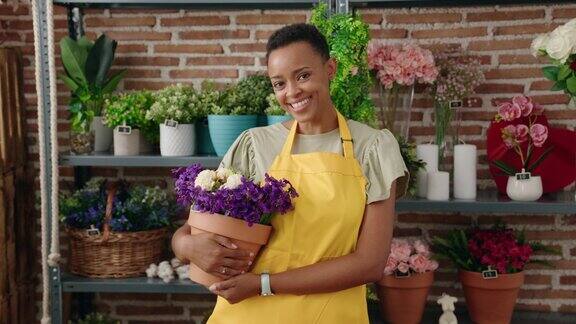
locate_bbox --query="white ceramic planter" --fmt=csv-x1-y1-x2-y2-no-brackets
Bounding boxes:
160,123,196,156
91,116,113,152
113,128,140,156
506,174,543,201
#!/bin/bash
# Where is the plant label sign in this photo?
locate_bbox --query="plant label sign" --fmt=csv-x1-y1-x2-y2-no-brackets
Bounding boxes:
450,100,463,109
86,225,101,236
117,125,132,135
165,119,179,128
515,172,531,181
481,269,498,280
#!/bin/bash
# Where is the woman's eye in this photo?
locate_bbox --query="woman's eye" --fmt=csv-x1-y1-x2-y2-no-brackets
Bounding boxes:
272,81,284,89
297,72,310,81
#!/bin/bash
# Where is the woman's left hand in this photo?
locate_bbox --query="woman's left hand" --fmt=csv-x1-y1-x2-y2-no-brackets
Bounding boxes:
209,272,261,304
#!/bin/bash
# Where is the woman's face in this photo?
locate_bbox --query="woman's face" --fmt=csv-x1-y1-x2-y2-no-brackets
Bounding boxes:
267,41,336,124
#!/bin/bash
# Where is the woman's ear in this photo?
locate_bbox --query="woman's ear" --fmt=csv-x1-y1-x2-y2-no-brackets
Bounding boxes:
326,58,337,80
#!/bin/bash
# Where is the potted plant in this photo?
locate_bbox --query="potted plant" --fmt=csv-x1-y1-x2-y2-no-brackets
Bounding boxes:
265,93,292,125
60,179,180,278
531,18,576,109
59,34,126,154
195,83,221,155
172,164,298,287
146,84,201,156
488,95,553,201
376,239,438,324
432,223,550,324
104,90,158,156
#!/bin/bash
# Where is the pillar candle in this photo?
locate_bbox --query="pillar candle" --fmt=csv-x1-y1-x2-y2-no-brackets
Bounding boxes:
427,171,450,201
416,144,439,198
453,144,477,200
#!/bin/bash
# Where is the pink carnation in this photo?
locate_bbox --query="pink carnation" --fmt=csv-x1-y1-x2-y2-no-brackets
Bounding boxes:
397,262,410,274
530,123,548,147
384,256,399,275
409,253,431,273
413,239,430,257
390,239,412,262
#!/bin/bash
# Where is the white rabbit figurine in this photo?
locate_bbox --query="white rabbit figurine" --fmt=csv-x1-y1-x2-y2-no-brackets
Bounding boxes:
438,293,458,324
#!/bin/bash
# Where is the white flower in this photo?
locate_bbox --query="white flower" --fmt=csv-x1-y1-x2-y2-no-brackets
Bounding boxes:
222,174,243,190
175,265,190,280
531,34,549,57
546,25,575,62
170,257,182,269
194,170,216,191
566,18,576,28
216,167,234,180
145,263,158,278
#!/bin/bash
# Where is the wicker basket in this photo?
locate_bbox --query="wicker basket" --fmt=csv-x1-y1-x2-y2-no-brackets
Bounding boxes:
67,182,168,278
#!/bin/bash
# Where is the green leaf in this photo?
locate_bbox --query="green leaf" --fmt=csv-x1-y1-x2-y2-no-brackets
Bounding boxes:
76,36,94,53
58,74,80,92
101,70,126,94
524,145,534,169
557,64,572,81
542,66,559,81
567,76,576,95
526,145,554,172
85,34,118,87
492,160,516,176
59,37,88,86
551,80,566,91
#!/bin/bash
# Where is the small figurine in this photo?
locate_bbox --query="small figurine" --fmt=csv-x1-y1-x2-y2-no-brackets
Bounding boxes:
438,293,458,324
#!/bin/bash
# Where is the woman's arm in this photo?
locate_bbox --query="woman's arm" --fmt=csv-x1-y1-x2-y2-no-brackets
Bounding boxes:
211,181,396,303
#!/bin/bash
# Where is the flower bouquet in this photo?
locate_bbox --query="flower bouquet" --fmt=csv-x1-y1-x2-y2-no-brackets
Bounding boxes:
377,239,438,324
531,18,576,109
367,42,438,138
172,164,298,286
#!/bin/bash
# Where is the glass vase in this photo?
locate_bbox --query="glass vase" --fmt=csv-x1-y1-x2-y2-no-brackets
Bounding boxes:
69,128,94,155
375,83,414,139
434,100,464,171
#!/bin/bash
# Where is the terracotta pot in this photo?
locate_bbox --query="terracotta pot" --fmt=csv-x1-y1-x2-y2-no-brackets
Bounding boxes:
376,271,434,324
459,270,525,324
187,210,272,287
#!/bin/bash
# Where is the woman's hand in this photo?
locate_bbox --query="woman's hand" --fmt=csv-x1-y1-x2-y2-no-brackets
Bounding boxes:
209,272,261,304
171,224,254,279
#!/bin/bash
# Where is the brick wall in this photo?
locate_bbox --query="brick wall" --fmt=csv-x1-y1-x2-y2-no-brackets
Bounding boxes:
1,1,575,322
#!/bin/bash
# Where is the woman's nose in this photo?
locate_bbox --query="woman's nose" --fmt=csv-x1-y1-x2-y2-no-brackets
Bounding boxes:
285,81,302,98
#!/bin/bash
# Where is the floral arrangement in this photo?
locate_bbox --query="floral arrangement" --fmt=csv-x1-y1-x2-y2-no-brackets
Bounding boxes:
432,223,550,274
384,239,438,276
492,95,553,175
104,90,159,143
146,258,189,283
264,93,287,116
531,18,576,108
196,83,222,118
60,179,180,232
172,164,298,226
146,84,202,124
367,42,438,89
212,75,272,115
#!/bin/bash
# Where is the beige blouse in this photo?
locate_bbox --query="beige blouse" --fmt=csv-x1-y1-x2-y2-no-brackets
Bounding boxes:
219,119,409,204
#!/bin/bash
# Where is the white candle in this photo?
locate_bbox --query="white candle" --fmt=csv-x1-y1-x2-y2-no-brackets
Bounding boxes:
453,144,477,200
416,144,439,197
427,171,450,201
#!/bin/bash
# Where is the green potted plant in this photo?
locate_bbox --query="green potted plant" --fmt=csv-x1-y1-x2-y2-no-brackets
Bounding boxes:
146,84,201,156
265,93,292,125
59,34,126,154
71,312,119,324
196,82,221,155
104,90,157,156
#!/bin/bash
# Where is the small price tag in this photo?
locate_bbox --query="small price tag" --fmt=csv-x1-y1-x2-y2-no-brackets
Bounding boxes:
117,125,132,135
515,172,531,181
86,225,101,236
395,271,411,278
164,119,178,128
450,100,463,109
481,268,498,280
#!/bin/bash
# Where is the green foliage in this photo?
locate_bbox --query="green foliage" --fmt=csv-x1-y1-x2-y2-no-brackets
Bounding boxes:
59,34,126,132
104,90,159,143
395,135,426,196
213,75,273,115
311,3,376,125
146,84,202,124
197,81,224,118
72,312,119,324
264,93,287,115
541,54,576,100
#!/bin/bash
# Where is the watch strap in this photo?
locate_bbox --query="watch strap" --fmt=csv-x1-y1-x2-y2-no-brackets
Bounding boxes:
260,271,274,296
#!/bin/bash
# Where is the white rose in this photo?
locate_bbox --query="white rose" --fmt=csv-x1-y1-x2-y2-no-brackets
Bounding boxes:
194,170,216,191
565,18,576,28
222,174,243,190
531,34,549,57
216,167,234,180
546,27,573,63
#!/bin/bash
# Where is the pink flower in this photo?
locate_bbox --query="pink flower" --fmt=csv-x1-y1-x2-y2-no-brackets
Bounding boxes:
498,101,522,121
413,240,430,257
512,95,534,117
409,253,431,273
502,125,518,148
426,259,439,272
530,123,548,147
516,124,529,143
532,103,544,115
390,239,412,262
384,256,399,275
397,262,410,274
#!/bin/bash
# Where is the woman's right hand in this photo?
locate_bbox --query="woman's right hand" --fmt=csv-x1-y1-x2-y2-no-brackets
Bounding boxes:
171,224,254,280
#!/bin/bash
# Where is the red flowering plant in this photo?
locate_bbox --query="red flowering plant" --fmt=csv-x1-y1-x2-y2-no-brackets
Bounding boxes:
491,94,554,176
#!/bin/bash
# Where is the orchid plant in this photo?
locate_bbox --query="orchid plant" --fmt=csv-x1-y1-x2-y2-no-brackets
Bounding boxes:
492,95,553,176
384,239,438,276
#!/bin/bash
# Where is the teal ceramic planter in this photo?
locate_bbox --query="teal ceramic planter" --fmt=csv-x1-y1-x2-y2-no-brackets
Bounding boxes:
196,118,216,155
208,115,258,157
266,115,292,125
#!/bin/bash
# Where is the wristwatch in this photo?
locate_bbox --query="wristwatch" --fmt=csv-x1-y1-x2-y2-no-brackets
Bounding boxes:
260,271,274,296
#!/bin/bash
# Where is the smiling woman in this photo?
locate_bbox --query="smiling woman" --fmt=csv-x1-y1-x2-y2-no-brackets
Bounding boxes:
171,23,409,324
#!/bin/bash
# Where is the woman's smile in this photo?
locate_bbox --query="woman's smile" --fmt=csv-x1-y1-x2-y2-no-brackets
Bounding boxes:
288,96,312,112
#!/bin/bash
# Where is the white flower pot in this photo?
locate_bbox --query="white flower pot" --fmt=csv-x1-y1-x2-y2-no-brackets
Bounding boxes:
506,174,543,201
160,123,196,156
113,128,140,156
91,116,113,152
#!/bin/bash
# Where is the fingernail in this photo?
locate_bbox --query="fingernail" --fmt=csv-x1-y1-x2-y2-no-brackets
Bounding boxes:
241,270,245,274
250,252,254,257
248,260,252,265
209,284,216,291
231,243,238,249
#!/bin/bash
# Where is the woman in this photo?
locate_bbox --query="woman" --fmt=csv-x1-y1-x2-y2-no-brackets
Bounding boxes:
172,23,408,323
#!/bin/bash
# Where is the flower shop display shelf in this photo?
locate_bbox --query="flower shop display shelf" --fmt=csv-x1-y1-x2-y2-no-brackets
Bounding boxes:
53,0,318,9
59,153,222,168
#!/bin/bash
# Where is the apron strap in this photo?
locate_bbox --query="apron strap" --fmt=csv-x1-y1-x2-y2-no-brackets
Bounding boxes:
280,111,355,159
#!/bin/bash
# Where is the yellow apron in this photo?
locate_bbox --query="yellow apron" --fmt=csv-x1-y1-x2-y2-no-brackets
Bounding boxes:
208,112,368,324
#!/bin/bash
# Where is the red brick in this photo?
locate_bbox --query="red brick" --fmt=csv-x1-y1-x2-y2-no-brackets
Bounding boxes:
525,231,576,240
85,17,156,27
410,125,483,136
484,68,542,80
515,304,551,312
499,54,548,65
236,14,306,25
116,305,183,316
412,27,487,39
171,293,216,302
361,13,383,25
180,30,250,40
386,13,462,24
467,10,545,22
256,30,275,40
6,19,67,30
468,39,532,52
525,274,552,285
110,9,179,15
124,81,177,90
530,94,570,105
476,215,555,226
494,23,559,36
99,293,167,301
90,168,119,177
558,304,576,313
475,83,525,94
562,215,576,226
397,213,472,225
560,275,576,285
120,69,162,79
0,6,29,15
530,80,553,91
571,247,576,257
230,43,267,53
369,29,408,39
116,44,148,54
552,8,576,19
116,57,179,67
518,289,576,299
187,56,254,66
392,227,422,237
106,31,172,41
161,16,229,26
169,69,238,79
421,43,462,54
546,109,576,119
154,44,223,54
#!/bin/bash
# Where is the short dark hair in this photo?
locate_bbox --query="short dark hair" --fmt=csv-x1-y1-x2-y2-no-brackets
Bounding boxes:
266,23,330,62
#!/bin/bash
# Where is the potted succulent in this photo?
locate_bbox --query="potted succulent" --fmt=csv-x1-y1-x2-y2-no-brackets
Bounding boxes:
265,93,292,125
377,239,438,324
146,84,201,156
59,34,126,154
104,90,158,156
172,164,298,287
432,223,550,324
